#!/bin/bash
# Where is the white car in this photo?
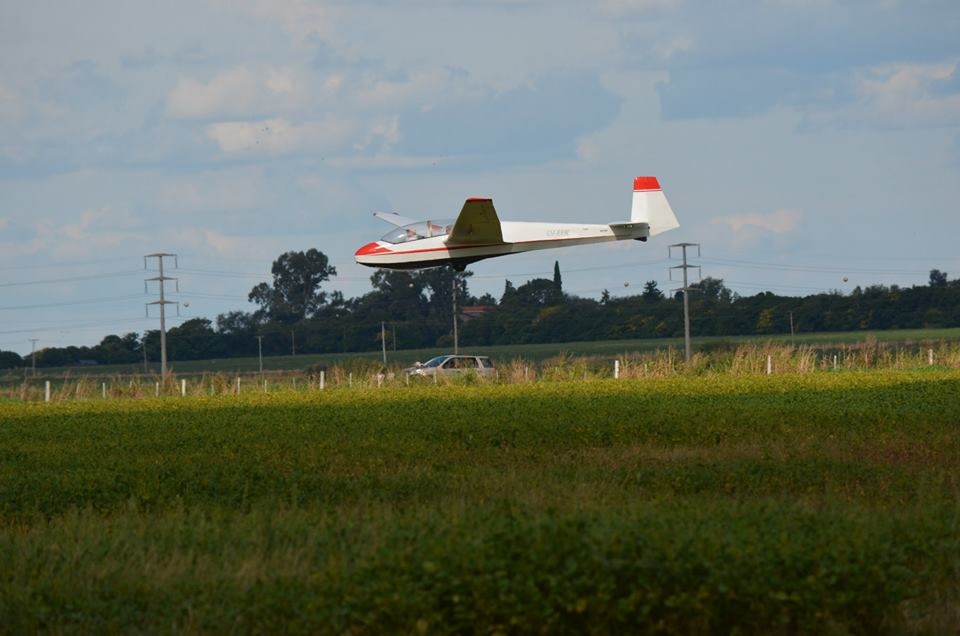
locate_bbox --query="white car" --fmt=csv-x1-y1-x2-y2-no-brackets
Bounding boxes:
405,355,496,378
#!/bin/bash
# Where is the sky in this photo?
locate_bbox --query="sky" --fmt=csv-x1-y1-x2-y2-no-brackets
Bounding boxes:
2,0,959,355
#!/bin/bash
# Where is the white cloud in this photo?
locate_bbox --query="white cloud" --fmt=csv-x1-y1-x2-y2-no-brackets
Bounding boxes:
179,228,286,260
851,60,960,128
215,0,335,43
602,0,683,16
0,82,25,125
324,154,453,169
352,71,454,110
157,168,264,213
714,209,801,234
205,116,355,155
166,66,319,119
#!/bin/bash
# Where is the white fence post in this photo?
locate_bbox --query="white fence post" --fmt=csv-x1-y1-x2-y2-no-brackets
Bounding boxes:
766,355,772,375
614,359,620,379
928,348,934,366
320,371,325,390
263,379,267,393
833,355,838,370
180,379,186,397
44,381,51,403
236,377,241,394
155,382,159,397
349,373,353,388
102,382,106,399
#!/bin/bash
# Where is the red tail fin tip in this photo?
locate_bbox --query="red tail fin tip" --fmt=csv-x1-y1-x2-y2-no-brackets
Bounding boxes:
633,176,661,191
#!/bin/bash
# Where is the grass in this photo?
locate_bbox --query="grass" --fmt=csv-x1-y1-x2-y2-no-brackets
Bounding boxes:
1,373,959,632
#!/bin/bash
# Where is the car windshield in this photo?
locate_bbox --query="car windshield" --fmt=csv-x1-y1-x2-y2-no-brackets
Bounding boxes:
422,356,450,368
381,219,454,244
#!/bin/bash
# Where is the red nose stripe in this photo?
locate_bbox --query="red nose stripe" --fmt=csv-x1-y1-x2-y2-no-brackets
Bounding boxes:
355,242,392,256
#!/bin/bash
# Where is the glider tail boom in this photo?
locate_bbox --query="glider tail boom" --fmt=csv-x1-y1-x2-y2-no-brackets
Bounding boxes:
631,176,679,236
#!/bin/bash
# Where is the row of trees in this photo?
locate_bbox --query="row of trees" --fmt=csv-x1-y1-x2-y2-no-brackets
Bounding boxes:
4,248,959,369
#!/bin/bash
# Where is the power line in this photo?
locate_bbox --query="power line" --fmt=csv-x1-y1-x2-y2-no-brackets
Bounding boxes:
0,294,145,311
700,257,927,276
0,269,142,288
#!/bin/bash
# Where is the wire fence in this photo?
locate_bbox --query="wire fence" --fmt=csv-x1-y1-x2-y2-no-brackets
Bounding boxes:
4,339,960,403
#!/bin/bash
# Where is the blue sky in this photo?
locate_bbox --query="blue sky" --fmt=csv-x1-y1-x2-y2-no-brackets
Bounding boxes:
2,0,959,354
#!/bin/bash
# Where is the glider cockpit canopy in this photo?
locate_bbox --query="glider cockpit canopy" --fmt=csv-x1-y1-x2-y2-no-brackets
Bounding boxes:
380,219,454,244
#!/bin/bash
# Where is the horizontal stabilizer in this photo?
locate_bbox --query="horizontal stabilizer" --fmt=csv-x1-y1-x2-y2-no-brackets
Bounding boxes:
608,221,650,240
446,198,504,245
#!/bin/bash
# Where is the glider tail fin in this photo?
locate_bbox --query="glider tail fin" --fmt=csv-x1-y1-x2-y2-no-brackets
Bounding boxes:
631,176,679,236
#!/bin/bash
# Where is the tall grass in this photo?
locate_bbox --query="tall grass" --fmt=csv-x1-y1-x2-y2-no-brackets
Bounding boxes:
7,340,960,403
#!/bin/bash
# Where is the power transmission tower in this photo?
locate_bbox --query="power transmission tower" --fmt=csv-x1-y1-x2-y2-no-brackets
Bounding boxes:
381,321,387,365
669,242,701,363
144,253,178,376
29,338,38,377
451,268,459,355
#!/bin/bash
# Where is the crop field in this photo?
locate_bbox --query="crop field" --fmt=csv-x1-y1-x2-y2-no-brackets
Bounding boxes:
1,371,959,633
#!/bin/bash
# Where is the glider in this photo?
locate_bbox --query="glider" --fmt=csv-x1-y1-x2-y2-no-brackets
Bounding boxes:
354,176,679,271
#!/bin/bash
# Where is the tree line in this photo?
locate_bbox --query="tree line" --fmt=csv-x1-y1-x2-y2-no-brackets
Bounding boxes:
4,247,959,369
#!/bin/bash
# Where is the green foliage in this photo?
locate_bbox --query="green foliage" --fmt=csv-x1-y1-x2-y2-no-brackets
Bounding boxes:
0,372,958,631
248,249,337,323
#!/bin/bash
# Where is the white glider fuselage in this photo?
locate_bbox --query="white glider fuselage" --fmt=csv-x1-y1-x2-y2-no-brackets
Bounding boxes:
354,176,678,271
355,220,648,270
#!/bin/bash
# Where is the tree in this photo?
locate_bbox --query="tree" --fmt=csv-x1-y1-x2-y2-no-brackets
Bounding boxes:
168,318,225,360
755,308,775,334
0,350,23,369
641,280,664,303
97,333,141,364
552,261,563,299
692,277,732,304
929,269,948,287
249,249,337,323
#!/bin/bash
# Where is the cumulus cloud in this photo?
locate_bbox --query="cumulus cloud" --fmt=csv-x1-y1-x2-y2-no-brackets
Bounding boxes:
178,228,287,260
849,60,960,128
602,0,683,16
205,116,355,155
157,168,264,213
714,209,801,234
353,70,461,110
216,0,334,43
167,66,326,119
0,82,25,125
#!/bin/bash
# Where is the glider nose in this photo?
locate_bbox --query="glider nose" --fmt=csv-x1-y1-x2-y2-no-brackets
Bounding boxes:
355,242,390,263
355,242,380,257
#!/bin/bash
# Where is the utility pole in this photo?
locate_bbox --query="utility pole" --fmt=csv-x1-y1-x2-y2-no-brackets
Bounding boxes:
669,242,701,363
789,311,795,346
144,253,178,376
256,335,263,373
381,321,387,365
291,329,296,356
29,338,38,377
451,269,459,354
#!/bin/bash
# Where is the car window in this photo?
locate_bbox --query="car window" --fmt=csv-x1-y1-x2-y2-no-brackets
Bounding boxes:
423,356,448,368
478,357,493,368
459,357,478,368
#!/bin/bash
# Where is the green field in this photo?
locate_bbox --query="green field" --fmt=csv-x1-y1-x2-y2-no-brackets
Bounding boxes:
1,372,959,632
8,326,960,380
